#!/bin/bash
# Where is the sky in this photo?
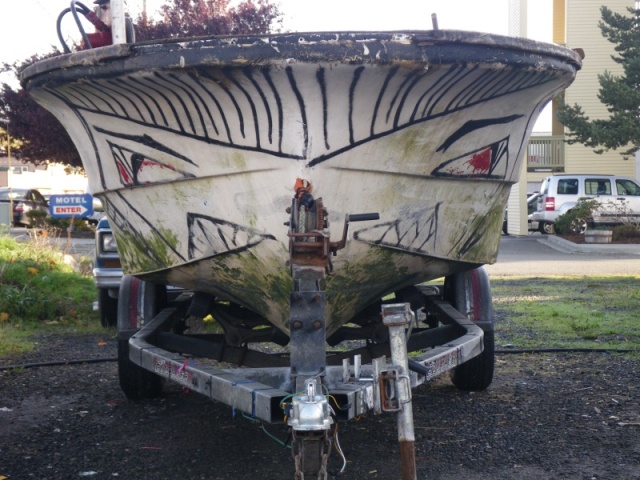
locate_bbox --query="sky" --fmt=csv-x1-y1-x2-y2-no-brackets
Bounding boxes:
0,0,552,126
0,0,552,65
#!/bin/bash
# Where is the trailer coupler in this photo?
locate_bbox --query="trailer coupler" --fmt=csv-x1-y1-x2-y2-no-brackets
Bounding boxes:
288,379,333,480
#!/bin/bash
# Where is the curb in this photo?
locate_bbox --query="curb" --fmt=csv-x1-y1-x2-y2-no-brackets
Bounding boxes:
540,234,640,256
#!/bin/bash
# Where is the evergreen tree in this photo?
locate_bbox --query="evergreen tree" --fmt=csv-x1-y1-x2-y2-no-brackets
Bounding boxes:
558,6,640,158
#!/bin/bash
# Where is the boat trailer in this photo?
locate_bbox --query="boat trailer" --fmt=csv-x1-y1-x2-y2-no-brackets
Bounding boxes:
118,187,491,479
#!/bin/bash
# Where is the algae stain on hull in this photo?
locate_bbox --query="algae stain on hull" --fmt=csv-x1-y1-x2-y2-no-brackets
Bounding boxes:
117,228,180,275
138,248,294,333
325,247,414,333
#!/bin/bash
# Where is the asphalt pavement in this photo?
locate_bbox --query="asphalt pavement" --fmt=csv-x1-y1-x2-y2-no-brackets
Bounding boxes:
486,232,640,276
8,227,640,277
61,231,640,277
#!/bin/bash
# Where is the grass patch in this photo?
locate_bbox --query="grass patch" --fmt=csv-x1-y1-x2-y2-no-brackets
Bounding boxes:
492,276,640,350
0,227,100,357
2,226,639,359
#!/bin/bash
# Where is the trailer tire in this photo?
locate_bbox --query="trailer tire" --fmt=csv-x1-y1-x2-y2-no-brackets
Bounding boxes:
444,266,495,391
117,275,166,400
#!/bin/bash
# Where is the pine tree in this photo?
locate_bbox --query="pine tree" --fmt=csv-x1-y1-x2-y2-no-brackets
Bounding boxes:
558,5,640,158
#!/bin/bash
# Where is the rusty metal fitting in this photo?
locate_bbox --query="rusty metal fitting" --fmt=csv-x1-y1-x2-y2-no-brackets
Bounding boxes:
381,303,413,327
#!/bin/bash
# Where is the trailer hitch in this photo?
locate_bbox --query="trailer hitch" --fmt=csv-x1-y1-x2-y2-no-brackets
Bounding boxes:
289,379,333,480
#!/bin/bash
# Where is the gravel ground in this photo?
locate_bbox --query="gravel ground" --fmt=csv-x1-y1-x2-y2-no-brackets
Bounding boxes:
1,332,639,480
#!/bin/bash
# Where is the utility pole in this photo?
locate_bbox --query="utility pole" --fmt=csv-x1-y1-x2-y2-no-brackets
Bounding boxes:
0,118,12,226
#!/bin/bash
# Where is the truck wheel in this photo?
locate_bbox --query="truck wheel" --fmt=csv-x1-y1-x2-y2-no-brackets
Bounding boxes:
539,221,555,234
98,289,118,328
444,266,495,391
117,275,166,400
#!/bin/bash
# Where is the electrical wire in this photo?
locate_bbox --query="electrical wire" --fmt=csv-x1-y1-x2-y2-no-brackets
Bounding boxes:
332,422,347,475
70,1,94,49
0,357,117,372
241,412,291,449
261,424,291,449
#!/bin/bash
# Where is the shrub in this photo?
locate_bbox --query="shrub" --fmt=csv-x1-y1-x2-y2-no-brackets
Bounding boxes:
0,231,97,324
612,224,640,242
26,209,48,229
555,198,600,234
45,217,93,233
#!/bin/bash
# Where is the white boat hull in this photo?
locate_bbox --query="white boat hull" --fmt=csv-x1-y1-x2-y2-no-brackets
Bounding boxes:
22,31,581,333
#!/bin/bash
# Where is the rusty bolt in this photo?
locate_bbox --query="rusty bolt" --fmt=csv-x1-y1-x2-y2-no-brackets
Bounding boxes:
286,207,292,214
312,320,323,330
292,320,303,330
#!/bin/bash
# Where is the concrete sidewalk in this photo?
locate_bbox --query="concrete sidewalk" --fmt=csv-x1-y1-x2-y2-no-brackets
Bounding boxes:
541,234,640,255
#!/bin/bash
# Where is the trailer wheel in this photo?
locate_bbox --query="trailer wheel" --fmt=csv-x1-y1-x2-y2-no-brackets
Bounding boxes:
117,275,166,400
444,266,495,391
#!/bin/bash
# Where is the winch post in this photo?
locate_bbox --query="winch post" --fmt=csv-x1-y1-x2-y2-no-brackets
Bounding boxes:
382,303,417,480
109,0,127,44
289,267,327,392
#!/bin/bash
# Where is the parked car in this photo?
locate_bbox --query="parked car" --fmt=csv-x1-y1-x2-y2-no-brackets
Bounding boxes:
531,174,640,234
0,187,49,227
527,192,542,232
502,192,542,234
93,217,122,327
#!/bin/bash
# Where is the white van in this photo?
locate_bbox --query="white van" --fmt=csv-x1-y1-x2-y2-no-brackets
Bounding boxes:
531,174,640,234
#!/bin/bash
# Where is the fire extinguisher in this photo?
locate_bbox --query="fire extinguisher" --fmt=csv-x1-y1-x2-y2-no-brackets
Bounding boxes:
84,0,113,49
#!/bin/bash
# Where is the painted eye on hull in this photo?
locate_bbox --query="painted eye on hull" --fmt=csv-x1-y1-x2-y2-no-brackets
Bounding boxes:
104,132,197,187
432,137,509,179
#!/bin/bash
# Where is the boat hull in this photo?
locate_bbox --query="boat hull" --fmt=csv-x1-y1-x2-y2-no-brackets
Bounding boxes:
22,31,581,333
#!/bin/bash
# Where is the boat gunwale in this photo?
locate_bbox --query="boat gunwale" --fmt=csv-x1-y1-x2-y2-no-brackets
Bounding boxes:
20,30,582,89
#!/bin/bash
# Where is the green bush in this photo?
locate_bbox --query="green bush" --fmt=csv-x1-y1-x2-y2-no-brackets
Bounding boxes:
554,198,600,234
45,217,94,233
26,209,49,229
612,224,640,241
0,232,97,324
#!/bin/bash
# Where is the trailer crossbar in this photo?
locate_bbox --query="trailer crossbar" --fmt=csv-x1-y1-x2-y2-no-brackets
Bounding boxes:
127,297,484,423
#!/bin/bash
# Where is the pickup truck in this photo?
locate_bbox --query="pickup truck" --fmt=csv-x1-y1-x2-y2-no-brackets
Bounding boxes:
92,217,121,327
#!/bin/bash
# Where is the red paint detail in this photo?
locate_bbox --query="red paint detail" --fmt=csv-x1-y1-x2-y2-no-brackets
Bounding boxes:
116,160,133,185
468,147,492,174
85,30,113,49
470,269,482,323
140,159,176,172
129,277,140,330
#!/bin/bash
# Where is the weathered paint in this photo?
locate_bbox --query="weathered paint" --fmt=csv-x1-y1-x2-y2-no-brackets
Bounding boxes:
22,31,582,331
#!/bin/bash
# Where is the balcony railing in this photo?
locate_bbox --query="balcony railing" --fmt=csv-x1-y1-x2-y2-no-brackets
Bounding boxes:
527,135,565,172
